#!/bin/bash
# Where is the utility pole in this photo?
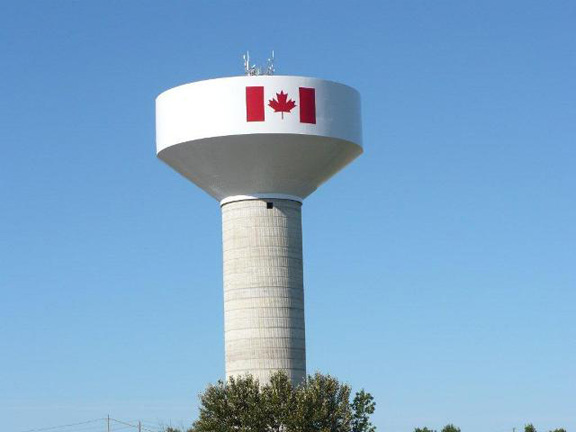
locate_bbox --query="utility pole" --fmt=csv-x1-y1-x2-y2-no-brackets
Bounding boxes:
138,421,142,432
107,415,110,432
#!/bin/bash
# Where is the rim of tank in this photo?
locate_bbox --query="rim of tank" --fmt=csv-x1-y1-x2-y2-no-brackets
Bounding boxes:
155,75,360,102
156,132,365,156
220,194,304,206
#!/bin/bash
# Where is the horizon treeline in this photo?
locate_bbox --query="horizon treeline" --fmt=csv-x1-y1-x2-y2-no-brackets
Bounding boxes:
162,372,567,432
414,424,567,432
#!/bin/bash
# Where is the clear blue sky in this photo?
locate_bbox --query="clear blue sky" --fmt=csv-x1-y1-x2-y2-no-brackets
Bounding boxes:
1,1,574,432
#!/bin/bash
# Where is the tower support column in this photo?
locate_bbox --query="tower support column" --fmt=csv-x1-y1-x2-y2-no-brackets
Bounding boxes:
221,198,306,385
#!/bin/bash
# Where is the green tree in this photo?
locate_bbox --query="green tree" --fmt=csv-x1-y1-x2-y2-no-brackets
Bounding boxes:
193,374,267,432
441,425,461,432
549,429,566,432
414,428,436,432
261,372,295,431
168,371,376,432
288,372,353,432
525,424,537,432
351,390,376,432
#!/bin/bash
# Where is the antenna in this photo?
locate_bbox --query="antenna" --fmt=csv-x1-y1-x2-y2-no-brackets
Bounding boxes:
242,51,254,76
243,50,275,76
265,50,275,75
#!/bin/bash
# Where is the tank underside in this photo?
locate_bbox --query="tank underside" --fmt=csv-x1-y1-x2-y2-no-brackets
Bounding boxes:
158,134,362,201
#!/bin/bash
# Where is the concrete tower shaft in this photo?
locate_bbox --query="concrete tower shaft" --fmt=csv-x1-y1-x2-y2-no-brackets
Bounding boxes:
222,198,305,385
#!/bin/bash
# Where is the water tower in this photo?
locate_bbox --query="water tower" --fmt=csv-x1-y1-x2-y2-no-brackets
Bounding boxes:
155,63,362,385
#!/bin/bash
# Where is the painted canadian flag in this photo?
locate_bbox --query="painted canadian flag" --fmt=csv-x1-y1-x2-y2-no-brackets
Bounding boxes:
246,86,316,124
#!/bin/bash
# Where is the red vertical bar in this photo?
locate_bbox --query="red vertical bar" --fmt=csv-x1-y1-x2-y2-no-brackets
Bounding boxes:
246,86,265,122
299,87,316,124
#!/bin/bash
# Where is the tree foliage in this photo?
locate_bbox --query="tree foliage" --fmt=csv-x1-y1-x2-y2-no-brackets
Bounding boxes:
164,378,570,432
169,371,376,432
523,423,567,432
351,390,376,432
415,424,460,432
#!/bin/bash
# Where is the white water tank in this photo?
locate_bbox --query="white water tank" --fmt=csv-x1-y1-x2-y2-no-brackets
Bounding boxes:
156,75,362,384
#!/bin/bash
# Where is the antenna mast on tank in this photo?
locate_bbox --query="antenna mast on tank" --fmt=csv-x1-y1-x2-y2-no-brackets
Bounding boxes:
243,50,275,76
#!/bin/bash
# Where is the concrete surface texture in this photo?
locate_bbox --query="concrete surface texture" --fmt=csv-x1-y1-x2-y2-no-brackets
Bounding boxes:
221,198,306,385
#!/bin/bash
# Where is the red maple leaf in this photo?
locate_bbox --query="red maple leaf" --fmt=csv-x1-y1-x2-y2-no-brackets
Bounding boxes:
268,91,297,119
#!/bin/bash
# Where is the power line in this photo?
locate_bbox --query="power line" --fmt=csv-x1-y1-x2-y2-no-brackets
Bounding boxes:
18,419,104,432
109,418,161,432
119,420,164,430
61,425,106,432
17,417,168,432
109,426,135,432
140,421,164,427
